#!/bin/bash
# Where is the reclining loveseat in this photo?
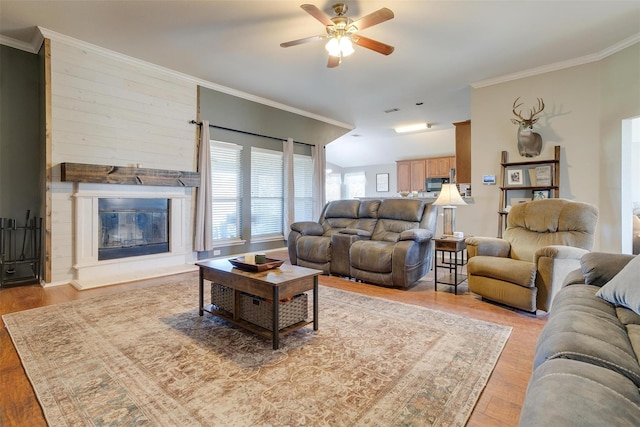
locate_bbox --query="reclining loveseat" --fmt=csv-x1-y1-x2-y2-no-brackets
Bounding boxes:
287,198,438,288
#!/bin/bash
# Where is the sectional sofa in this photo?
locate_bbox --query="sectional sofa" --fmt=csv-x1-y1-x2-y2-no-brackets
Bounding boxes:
519,252,640,425
287,198,438,288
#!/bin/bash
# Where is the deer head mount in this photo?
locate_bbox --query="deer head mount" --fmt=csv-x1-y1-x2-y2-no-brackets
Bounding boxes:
511,97,545,157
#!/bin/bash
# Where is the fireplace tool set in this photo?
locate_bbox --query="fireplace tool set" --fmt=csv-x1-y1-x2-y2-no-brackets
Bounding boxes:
0,210,42,287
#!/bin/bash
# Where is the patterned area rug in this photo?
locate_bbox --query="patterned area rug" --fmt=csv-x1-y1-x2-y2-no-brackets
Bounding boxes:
4,279,511,426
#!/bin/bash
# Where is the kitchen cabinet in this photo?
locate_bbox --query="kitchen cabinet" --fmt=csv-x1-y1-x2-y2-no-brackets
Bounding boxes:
396,159,426,192
453,120,471,183
397,156,455,192
427,157,454,178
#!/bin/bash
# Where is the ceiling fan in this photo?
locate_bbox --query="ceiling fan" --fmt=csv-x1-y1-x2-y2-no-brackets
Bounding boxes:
280,3,395,68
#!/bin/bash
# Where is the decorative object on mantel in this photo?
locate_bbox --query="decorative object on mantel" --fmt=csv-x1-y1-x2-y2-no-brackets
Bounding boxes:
511,97,545,157
60,162,200,187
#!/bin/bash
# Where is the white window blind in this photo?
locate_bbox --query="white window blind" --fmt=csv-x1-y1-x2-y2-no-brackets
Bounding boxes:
251,147,283,239
326,172,342,202
293,153,313,222
210,141,243,242
345,172,366,199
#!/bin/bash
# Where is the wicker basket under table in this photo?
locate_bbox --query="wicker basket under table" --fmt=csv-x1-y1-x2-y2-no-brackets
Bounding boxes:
210,283,235,314
239,293,308,331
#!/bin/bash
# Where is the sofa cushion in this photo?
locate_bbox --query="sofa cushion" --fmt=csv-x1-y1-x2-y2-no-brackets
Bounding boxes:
371,219,421,242
323,200,360,219
349,241,393,273
596,254,640,315
627,324,640,363
322,218,357,234
467,256,536,288
377,199,425,222
617,306,640,326
534,284,640,387
295,236,331,264
581,251,635,287
519,359,640,427
504,199,598,262
549,284,617,320
358,200,381,218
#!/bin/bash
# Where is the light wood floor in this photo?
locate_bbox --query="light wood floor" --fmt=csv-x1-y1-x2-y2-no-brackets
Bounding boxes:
0,252,547,426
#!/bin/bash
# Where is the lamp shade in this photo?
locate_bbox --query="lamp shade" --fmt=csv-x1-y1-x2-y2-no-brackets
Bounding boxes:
325,37,341,56
433,184,467,206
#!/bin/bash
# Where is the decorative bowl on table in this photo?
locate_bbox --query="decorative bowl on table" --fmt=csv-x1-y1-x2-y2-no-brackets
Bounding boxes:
399,191,410,197
228,257,285,272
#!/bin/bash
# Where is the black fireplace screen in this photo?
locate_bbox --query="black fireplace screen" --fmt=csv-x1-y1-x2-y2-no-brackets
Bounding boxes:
98,198,169,260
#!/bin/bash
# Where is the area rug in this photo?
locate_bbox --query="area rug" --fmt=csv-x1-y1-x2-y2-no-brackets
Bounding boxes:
4,279,511,427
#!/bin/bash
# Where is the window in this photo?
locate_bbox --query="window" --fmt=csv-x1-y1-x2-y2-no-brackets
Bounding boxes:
293,154,313,222
326,172,342,202
344,171,366,199
210,141,243,242
251,147,283,239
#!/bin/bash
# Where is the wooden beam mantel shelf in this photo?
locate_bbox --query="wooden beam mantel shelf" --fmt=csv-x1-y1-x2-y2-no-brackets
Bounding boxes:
60,163,200,187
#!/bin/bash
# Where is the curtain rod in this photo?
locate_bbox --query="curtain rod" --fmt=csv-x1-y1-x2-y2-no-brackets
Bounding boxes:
189,120,313,147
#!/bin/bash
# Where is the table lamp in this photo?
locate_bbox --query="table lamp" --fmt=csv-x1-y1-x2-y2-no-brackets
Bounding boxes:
434,184,467,236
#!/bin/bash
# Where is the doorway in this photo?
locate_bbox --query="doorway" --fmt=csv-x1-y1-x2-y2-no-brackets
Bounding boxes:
622,117,640,254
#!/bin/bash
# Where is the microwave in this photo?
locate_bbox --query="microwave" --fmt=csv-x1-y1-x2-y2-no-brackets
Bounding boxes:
426,177,449,192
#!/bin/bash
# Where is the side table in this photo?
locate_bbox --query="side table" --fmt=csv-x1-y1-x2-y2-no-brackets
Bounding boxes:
434,237,467,294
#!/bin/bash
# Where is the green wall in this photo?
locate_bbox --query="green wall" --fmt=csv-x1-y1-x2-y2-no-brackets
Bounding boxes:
198,86,351,258
0,45,42,222
199,88,350,147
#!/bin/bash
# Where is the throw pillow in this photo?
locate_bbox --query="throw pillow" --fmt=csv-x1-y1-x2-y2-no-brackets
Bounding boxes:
596,255,640,315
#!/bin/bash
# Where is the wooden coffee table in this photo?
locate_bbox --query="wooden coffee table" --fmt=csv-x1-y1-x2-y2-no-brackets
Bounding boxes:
197,258,321,349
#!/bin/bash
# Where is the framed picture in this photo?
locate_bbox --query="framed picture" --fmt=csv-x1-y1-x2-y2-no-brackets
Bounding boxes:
507,169,523,186
532,190,550,200
376,173,389,192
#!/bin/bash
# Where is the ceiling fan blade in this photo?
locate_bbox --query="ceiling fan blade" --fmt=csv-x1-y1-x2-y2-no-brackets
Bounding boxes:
351,7,394,31
327,55,340,68
353,35,394,55
280,35,324,48
301,4,334,26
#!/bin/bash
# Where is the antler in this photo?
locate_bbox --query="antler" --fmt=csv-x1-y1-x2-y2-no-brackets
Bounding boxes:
512,97,525,121
528,98,545,119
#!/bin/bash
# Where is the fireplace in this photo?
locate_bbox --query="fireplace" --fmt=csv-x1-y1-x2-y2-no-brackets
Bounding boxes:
98,198,169,260
72,188,196,290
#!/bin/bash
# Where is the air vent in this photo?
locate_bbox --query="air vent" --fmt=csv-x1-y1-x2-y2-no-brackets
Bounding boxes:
384,108,400,114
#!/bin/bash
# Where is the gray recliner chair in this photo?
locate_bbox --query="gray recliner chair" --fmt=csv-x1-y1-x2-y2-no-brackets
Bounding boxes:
466,199,598,312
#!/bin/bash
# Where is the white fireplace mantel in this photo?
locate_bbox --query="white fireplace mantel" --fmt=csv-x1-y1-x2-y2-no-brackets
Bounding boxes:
71,184,197,289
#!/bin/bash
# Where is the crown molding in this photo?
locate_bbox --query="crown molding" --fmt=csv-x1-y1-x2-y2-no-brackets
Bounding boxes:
0,33,40,54
471,32,640,89
36,28,353,131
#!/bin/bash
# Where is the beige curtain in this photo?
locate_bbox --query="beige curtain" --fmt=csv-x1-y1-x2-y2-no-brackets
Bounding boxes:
312,144,326,219
194,120,213,252
283,138,295,240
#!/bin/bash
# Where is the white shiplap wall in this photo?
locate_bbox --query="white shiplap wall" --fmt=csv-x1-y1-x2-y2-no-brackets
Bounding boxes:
49,38,198,284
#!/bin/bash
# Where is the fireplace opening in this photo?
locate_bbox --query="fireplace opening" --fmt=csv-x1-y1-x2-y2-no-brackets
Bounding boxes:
98,198,169,261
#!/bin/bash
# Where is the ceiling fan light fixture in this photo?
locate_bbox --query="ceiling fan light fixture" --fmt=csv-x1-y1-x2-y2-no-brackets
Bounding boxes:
282,3,395,68
325,37,341,56
325,36,354,57
339,37,354,56
394,123,429,133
